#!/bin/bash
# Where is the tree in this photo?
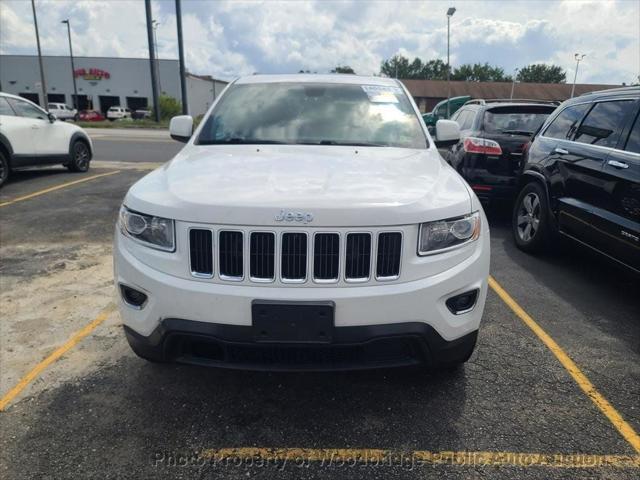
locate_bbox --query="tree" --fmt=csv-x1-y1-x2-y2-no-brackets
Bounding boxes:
380,55,413,78
517,64,566,83
331,65,355,74
452,63,510,82
380,55,449,80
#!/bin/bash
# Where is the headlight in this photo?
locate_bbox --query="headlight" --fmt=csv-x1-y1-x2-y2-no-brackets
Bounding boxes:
418,212,480,255
119,206,175,252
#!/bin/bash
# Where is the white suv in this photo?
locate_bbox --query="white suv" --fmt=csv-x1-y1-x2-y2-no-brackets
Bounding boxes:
47,102,78,121
0,92,93,187
114,75,490,371
107,106,131,121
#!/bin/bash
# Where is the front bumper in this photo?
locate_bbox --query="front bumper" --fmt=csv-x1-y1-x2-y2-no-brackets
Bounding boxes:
114,221,489,369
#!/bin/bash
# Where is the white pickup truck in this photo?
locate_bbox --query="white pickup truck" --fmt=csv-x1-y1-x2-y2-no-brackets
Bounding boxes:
114,74,490,372
47,102,78,121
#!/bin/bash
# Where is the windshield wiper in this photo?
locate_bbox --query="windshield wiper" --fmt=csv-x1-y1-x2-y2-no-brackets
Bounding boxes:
298,140,386,147
200,137,287,145
499,129,534,136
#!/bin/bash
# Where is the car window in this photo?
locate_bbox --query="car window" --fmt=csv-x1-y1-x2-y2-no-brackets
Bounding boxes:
483,106,555,135
574,100,636,148
625,113,640,154
197,82,428,149
0,97,15,116
459,110,475,130
8,98,47,120
543,103,590,140
450,109,461,122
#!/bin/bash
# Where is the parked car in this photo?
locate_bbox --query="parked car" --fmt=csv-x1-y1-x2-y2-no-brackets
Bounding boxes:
442,99,558,205
114,74,490,372
422,95,471,131
106,106,131,121
0,92,93,187
47,102,78,121
79,110,105,122
131,109,151,120
513,86,639,273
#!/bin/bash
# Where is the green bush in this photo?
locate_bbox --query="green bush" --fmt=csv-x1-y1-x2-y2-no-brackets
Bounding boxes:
152,95,182,120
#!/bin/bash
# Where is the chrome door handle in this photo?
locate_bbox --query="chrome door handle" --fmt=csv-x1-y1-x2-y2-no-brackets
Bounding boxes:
554,147,569,155
607,160,629,169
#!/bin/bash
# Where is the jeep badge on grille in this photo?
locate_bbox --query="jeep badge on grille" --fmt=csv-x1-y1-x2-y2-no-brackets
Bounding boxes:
275,209,314,224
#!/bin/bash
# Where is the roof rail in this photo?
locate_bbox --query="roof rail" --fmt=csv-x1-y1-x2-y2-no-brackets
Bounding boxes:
578,85,640,97
464,98,561,106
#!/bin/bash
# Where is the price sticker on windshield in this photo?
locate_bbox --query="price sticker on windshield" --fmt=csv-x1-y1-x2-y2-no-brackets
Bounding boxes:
361,85,402,103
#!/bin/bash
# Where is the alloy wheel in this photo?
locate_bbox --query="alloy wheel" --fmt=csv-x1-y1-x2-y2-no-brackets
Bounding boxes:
516,192,541,242
75,143,89,170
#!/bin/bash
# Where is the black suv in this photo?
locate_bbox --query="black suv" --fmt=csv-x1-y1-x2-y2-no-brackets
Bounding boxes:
443,99,557,204
512,86,639,273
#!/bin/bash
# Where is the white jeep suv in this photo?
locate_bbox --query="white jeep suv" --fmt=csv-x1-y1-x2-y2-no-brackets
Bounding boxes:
47,102,78,121
114,75,490,371
0,92,93,187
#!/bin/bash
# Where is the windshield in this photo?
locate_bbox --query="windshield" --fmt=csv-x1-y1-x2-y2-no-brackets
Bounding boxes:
483,106,555,135
197,82,428,148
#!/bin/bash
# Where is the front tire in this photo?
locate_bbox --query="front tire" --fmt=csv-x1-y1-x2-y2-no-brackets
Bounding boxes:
67,140,91,172
512,182,553,253
0,150,9,188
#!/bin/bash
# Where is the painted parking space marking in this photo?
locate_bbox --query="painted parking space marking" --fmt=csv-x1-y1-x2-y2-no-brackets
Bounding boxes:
488,275,640,455
0,170,120,208
0,304,115,412
198,447,639,469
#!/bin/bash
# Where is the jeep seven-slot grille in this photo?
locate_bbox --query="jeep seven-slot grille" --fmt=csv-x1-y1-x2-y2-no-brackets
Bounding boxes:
345,233,371,281
314,233,340,281
281,233,307,281
189,229,213,276
190,229,403,283
376,232,402,279
219,231,244,279
250,232,275,280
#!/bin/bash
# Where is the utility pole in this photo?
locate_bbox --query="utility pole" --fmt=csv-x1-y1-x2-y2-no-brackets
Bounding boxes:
145,0,160,122
31,0,48,109
152,20,162,93
571,53,586,98
61,19,79,112
446,7,456,118
175,0,188,114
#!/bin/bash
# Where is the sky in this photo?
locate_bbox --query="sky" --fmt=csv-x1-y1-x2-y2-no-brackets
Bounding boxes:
1,0,639,85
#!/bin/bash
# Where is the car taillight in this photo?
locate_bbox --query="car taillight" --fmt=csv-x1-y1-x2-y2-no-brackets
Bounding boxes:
463,137,502,155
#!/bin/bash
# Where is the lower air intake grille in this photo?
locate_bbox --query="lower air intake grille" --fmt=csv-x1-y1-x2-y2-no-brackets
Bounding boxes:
313,233,340,281
219,231,243,279
281,233,307,281
345,233,371,281
250,232,275,280
189,229,213,277
376,232,402,279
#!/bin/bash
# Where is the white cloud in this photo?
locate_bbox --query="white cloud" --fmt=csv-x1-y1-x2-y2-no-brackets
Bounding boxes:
1,0,638,84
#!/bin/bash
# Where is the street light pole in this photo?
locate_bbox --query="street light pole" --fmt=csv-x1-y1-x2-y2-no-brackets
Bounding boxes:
446,7,456,118
61,19,79,113
175,0,188,114
145,0,160,122
570,53,586,98
31,0,48,109
152,20,162,94
510,68,519,100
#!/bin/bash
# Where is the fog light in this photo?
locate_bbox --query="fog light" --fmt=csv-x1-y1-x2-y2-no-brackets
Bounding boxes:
446,289,479,315
119,284,148,309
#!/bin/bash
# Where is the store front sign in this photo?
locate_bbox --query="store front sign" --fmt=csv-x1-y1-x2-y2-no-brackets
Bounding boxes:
74,68,111,80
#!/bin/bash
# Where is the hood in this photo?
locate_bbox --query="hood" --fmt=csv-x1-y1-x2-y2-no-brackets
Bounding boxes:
125,144,472,227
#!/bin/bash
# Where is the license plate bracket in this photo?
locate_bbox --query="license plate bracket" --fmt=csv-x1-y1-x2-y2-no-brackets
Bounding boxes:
252,300,334,343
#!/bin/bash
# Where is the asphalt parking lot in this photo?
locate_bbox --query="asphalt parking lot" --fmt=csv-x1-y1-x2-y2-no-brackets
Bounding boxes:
0,129,638,479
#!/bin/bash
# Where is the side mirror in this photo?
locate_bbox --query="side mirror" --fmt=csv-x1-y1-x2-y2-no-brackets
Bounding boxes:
434,119,460,148
47,112,57,123
169,115,193,143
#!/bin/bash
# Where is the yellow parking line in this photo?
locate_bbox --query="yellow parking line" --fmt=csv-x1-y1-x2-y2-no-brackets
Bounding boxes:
0,305,115,412
200,447,639,468
489,275,640,455
0,170,120,207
